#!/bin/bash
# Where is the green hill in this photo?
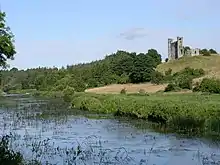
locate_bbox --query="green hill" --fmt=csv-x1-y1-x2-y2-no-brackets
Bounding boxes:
157,54,220,79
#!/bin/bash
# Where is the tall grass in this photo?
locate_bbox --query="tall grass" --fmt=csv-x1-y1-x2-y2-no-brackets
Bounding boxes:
70,92,220,137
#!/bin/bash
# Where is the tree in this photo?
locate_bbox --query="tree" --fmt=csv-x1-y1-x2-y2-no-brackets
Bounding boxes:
200,49,210,56
151,71,164,84
147,49,162,66
0,11,16,68
10,67,18,72
209,49,217,54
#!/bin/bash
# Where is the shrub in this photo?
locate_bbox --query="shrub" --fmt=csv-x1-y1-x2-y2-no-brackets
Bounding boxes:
139,89,146,94
136,89,149,96
165,68,172,76
150,71,164,85
194,78,220,94
120,88,126,94
192,82,200,92
200,49,211,56
63,86,75,102
170,67,204,90
164,83,176,92
0,135,23,165
176,75,193,90
173,67,205,78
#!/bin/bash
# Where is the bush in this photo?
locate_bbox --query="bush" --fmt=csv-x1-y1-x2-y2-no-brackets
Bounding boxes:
203,52,211,56
165,68,172,76
63,86,75,102
120,88,126,94
169,67,204,90
194,78,220,94
176,75,193,90
0,135,23,165
173,67,205,79
192,82,200,92
138,89,146,94
200,49,211,56
150,71,164,84
164,83,176,92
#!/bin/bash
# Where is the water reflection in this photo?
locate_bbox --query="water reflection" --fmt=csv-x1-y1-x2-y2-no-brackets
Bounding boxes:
0,97,220,165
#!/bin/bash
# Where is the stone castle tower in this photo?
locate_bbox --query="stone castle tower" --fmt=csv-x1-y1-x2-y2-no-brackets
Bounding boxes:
168,36,199,61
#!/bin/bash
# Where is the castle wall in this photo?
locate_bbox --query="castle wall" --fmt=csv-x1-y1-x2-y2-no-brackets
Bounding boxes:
168,38,173,60
190,48,200,56
167,36,200,60
171,41,177,60
177,37,184,58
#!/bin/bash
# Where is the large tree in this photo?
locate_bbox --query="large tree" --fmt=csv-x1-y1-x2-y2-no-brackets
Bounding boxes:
0,11,16,68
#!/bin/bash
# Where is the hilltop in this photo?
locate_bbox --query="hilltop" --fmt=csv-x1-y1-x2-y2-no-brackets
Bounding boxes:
157,54,220,79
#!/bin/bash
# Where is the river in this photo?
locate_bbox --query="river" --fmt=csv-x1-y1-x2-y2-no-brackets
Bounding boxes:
0,96,220,165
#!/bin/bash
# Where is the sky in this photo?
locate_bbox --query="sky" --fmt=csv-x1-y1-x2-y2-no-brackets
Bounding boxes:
1,0,220,69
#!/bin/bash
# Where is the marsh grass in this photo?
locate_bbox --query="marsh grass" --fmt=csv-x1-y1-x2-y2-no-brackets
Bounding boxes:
70,92,220,137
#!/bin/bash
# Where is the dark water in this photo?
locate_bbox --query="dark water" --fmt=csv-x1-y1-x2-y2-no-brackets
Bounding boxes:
0,97,220,165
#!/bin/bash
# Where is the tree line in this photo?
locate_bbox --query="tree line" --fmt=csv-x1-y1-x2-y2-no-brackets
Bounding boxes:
0,49,162,92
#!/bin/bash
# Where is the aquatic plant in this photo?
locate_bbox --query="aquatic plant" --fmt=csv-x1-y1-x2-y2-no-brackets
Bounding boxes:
0,135,23,165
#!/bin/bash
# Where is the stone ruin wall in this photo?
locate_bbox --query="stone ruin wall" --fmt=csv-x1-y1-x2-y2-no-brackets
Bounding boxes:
168,37,200,61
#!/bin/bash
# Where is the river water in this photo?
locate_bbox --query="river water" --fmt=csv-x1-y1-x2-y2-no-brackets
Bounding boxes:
0,96,220,165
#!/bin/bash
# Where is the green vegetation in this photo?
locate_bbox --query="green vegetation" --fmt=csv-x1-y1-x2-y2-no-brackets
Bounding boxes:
157,55,220,78
0,11,16,68
164,67,205,91
1,49,162,93
193,78,220,93
200,48,218,56
68,92,220,136
0,136,23,165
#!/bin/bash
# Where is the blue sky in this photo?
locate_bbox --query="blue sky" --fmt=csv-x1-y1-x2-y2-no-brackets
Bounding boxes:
1,0,219,69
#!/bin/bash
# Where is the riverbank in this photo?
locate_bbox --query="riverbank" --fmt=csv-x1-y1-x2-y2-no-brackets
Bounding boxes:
6,89,220,137
70,92,220,136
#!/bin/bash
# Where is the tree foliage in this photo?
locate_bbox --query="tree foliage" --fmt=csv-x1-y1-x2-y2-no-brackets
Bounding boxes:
0,49,162,92
193,78,220,94
199,48,218,56
0,11,16,68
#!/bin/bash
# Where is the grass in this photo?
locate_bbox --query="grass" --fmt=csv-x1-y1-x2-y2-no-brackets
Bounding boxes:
157,54,220,78
85,55,220,94
70,92,220,137
7,89,37,94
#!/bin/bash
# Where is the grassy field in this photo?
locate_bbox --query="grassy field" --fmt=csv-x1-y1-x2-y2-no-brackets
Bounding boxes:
85,83,168,94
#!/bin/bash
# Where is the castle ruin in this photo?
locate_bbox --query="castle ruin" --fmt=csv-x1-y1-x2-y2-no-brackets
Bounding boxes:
168,36,199,61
